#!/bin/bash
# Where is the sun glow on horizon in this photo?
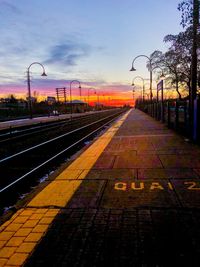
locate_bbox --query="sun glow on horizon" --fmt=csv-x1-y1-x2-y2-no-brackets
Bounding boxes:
0,83,134,107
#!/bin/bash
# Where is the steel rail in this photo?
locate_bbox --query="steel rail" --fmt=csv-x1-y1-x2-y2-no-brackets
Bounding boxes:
0,112,124,193
0,112,96,138
0,113,95,141
0,110,123,163
0,120,70,142
0,119,69,135
0,110,117,142
0,110,115,137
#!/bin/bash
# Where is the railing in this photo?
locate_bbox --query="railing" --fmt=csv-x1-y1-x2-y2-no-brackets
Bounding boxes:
136,98,200,143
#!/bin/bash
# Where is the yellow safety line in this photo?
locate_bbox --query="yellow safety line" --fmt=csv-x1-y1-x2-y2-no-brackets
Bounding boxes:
0,110,131,266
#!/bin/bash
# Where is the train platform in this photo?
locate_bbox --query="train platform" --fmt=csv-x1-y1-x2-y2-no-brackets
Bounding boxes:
1,108,200,266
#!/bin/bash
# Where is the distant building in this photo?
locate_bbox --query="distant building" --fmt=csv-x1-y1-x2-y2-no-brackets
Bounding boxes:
47,96,56,105
66,100,87,113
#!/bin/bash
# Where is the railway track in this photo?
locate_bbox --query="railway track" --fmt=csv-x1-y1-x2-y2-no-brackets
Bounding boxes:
0,110,122,159
0,110,117,143
0,108,128,214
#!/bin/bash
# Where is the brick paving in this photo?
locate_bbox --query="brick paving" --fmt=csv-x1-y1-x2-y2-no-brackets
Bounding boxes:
26,208,200,267
25,109,200,266
2,109,200,266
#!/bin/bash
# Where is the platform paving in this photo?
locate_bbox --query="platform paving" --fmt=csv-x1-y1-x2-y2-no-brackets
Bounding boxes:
1,109,200,266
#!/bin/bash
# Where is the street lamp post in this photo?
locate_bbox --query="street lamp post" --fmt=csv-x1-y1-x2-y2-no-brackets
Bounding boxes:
144,83,150,100
103,94,106,106
94,91,100,109
130,55,153,102
27,62,47,119
69,80,81,119
132,89,135,107
190,0,199,140
88,88,96,107
132,76,145,101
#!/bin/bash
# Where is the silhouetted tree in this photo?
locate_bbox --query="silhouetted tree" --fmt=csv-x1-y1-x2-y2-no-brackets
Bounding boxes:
178,0,193,28
178,0,199,102
8,94,18,103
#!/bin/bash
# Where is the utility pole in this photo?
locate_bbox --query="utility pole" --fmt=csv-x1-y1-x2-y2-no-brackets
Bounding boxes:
27,71,32,119
190,0,199,138
191,0,199,101
56,87,67,103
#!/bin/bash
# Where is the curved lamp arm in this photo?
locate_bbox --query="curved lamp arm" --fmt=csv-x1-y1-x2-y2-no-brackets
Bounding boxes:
152,66,165,79
132,76,145,101
132,76,145,86
130,55,152,71
27,62,47,76
130,54,153,101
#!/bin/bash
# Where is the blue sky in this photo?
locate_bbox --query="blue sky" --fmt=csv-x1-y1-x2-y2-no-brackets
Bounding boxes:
0,0,182,101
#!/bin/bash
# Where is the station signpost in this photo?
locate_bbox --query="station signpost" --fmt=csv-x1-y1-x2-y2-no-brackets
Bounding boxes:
157,80,164,122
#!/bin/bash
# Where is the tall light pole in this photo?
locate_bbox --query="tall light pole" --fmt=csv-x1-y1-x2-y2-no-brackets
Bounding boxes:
27,62,47,119
190,0,199,139
132,89,135,107
88,88,96,107
132,76,145,101
103,94,106,105
144,83,150,100
130,55,153,102
191,0,199,101
108,97,111,107
69,80,81,119
94,91,100,109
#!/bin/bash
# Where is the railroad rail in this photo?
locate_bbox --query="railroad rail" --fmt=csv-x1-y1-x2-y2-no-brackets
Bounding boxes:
0,109,121,159
0,108,128,213
0,109,118,143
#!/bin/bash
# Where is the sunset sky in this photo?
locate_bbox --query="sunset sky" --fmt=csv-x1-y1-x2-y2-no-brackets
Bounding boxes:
0,0,182,105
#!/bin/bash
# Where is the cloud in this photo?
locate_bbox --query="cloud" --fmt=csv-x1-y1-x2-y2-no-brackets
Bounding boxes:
0,1,21,14
0,77,133,98
44,41,91,66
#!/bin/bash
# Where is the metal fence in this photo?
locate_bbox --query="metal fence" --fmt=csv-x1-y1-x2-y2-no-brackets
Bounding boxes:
136,99,200,143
